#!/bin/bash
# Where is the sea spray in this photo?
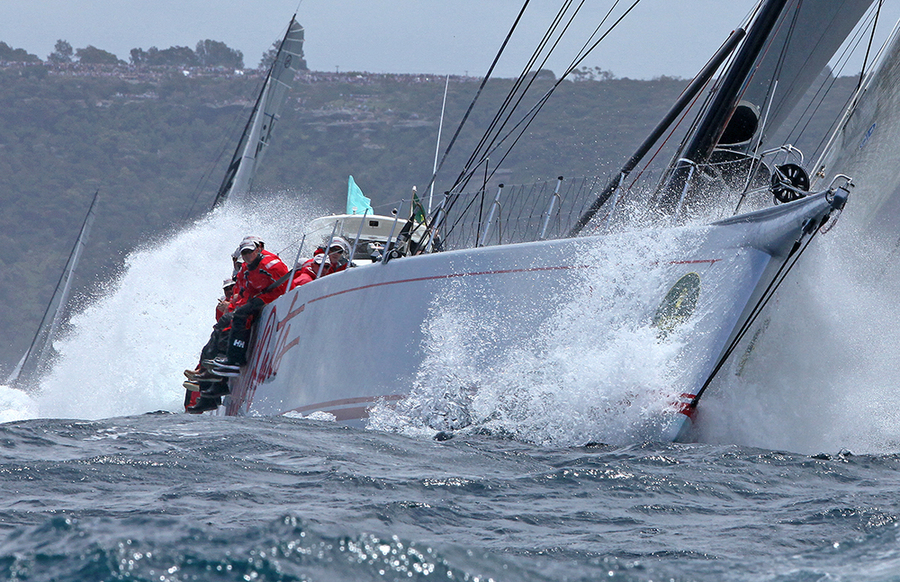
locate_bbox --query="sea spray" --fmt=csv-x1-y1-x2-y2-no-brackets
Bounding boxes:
699,227,900,454
2,194,323,421
369,227,701,446
368,214,900,452
7,191,898,454
0,385,35,423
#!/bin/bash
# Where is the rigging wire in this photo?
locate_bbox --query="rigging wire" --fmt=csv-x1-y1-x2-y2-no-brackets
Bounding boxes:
419,1,533,202
436,3,581,220
812,16,900,176
654,0,762,177
458,0,616,196
755,0,801,150
786,3,880,150
440,0,643,238
728,0,802,213
857,0,884,91
462,0,637,193
628,30,749,194
450,0,592,193
442,1,639,238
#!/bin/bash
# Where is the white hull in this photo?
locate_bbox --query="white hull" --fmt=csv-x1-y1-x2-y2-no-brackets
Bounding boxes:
224,192,841,442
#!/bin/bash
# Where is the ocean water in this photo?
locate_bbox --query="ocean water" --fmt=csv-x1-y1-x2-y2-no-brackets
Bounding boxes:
3,196,900,580
2,415,900,581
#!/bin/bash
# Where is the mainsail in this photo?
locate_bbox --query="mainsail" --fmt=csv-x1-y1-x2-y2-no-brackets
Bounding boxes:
7,191,100,388
211,17,305,208
736,0,877,150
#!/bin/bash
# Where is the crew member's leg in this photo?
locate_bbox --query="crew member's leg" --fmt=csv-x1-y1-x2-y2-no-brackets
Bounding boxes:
219,298,264,368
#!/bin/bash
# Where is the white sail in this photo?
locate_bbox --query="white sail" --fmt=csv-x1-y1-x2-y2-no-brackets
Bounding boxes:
813,16,900,240
212,18,305,207
8,191,99,388
741,0,877,149
229,82,271,197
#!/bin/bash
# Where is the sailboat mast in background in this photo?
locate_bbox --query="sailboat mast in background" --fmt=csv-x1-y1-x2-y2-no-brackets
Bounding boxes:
211,16,305,208
7,190,100,389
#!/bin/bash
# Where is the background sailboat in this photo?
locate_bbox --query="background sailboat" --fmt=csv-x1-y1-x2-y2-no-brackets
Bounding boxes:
212,17,305,208
6,191,100,389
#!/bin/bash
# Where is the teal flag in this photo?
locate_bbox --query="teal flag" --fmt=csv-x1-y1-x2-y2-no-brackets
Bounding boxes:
347,175,372,215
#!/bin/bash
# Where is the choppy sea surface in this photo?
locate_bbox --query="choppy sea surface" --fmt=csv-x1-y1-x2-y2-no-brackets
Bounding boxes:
2,413,900,582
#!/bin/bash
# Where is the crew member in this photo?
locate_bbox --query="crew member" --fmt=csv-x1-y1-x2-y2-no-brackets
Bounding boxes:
185,277,237,413
290,237,352,289
207,237,289,375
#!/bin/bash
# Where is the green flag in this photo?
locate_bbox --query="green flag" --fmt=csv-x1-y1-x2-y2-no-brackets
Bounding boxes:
411,190,426,224
347,175,372,215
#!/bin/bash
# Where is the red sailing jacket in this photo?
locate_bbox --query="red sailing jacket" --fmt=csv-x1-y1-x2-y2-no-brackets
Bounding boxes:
215,286,238,321
229,266,250,309
239,249,289,304
290,253,348,289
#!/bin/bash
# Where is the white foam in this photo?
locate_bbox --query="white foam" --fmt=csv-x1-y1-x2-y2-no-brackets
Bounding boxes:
699,229,900,454
369,228,697,446
0,385,38,423
2,194,321,422
370,218,900,453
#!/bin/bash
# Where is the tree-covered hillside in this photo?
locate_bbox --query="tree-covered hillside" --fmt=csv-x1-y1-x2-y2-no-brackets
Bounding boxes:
0,62,856,374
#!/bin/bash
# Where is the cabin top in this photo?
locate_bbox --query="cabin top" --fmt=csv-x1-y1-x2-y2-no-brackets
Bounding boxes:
307,213,427,263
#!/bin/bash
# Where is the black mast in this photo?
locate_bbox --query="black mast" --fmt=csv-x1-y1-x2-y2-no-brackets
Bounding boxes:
567,27,746,237
656,0,790,214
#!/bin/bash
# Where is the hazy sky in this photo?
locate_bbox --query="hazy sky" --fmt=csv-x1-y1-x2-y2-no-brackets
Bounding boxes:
2,1,898,79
